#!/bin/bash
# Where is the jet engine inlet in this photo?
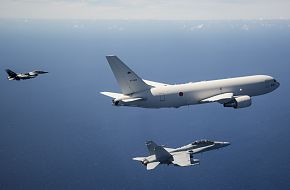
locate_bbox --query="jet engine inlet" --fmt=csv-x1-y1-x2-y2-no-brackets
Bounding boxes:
224,95,252,109
112,99,120,106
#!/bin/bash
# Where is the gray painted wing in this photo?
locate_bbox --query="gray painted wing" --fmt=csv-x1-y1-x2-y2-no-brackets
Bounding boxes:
147,162,160,170
172,152,192,167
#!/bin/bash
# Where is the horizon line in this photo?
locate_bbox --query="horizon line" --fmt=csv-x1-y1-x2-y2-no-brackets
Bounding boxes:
1,18,290,21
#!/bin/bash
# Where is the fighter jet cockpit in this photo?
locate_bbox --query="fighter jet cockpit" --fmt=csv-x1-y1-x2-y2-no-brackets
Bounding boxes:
192,139,214,147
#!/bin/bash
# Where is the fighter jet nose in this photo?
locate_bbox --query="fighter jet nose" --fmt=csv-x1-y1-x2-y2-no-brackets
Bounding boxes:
214,141,230,149
217,141,230,147
223,142,231,146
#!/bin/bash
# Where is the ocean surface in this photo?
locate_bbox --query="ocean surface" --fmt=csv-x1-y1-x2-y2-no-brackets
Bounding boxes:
0,19,290,190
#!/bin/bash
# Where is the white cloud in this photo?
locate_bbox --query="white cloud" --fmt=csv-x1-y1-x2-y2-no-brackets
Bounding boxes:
0,0,290,20
241,24,249,31
189,24,205,31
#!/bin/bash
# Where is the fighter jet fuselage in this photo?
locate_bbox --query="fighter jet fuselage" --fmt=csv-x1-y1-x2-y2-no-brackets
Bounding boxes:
101,56,280,109
133,140,230,170
6,69,48,80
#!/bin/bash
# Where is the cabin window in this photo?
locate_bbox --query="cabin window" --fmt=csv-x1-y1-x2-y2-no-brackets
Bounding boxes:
179,92,184,96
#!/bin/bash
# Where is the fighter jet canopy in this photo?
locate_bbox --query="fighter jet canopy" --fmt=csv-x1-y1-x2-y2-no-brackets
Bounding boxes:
192,140,214,146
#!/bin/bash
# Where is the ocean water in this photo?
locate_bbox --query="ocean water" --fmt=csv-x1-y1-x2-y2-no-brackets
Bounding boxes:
0,19,290,190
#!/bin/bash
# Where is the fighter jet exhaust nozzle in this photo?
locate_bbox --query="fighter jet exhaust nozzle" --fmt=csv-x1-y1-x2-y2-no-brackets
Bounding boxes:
112,99,120,106
142,159,149,166
190,158,200,165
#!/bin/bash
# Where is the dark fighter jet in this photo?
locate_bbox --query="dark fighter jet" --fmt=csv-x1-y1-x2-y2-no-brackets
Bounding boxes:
5,69,48,80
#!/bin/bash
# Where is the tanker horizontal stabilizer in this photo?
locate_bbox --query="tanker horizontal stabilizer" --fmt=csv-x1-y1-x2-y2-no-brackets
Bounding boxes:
100,92,123,99
122,97,144,103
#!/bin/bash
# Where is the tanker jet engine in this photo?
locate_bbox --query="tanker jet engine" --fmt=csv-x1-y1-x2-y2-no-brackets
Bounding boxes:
101,55,280,109
133,140,230,170
6,69,48,80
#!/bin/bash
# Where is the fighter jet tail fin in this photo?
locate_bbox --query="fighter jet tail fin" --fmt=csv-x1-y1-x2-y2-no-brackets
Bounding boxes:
106,55,152,95
146,141,172,161
146,140,159,155
5,69,17,78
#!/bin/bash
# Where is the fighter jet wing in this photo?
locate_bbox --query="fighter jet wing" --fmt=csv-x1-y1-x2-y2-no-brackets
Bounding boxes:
5,69,17,78
201,92,234,104
147,162,160,170
172,152,192,167
164,147,175,152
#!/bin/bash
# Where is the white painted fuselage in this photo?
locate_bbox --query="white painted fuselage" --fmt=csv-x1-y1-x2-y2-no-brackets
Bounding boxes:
101,56,280,109
120,75,279,108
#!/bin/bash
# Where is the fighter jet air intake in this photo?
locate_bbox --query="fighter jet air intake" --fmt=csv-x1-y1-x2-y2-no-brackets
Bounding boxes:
101,55,280,109
5,69,48,80
133,140,230,170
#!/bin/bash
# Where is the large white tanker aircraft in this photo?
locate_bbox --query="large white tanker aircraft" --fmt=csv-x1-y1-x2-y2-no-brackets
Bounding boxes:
101,56,280,109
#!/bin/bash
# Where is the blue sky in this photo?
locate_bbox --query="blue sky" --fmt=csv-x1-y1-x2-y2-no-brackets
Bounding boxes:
0,20,289,189
0,0,290,20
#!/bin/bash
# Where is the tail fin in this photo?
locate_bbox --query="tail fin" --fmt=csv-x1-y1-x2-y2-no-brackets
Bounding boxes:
5,69,17,77
106,55,151,95
146,141,159,155
146,141,172,161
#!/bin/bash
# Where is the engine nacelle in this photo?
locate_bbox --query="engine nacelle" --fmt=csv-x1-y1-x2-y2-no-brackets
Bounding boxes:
142,159,149,166
224,95,252,109
112,99,122,106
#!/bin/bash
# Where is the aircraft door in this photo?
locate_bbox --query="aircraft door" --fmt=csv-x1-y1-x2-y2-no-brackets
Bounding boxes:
160,95,165,101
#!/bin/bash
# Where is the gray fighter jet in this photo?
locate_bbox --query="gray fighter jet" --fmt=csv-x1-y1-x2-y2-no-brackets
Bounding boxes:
133,140,230,170
5,69,48,80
